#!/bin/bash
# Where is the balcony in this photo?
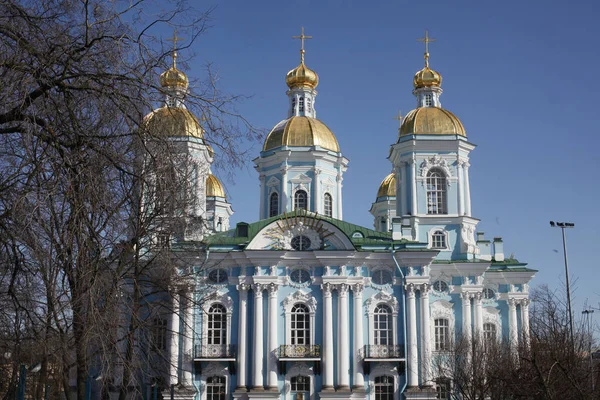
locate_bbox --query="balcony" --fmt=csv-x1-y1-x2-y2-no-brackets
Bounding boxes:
362,345,405,360
194,344,236,360
278,344,321,360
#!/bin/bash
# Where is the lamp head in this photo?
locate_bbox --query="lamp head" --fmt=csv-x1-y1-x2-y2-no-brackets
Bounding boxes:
550,221,555,227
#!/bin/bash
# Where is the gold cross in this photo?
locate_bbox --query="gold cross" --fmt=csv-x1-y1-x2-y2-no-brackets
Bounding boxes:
166,29,185,68
417,30,436,67
292,27,313,63
393,110,403,131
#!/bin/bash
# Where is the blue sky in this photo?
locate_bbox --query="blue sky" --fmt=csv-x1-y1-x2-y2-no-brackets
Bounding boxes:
161,0,600,322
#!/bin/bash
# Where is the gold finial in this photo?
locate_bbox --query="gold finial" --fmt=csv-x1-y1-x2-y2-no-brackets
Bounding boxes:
166,29,185,68
393,110,403,132
292,27,313,64
417,30,436,68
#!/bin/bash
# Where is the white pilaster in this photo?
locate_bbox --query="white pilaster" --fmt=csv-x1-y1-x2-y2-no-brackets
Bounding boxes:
252,284,264,389
457,161,465,216
400,163,408,216
314,168,321,213
169,291,180,386
464,162,472,216
352,284,365,389
337,284,350,389
267,283,279,389
508,298,518,349
473,292,483,339
259,174,266,219
411,158,418,216
237,285,249,390
461,292,472,342
322,283,334,390
336,174,343,220
420,284,432,387
406,284,418,387
181,294,193,386
282,166,289,212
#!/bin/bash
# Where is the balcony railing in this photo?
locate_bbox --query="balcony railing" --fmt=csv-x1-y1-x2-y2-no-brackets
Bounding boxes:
362,344,404,359
194,344,236,359
278,344,321,359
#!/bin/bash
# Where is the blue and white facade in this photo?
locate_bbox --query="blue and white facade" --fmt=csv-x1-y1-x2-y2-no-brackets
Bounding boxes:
149,43,536,400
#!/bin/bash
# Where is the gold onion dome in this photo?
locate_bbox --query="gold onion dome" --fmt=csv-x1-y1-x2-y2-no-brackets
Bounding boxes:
142,107,204,138
160,66,189,89
286,62,319,89
413,65,442,88
263,116,339,152
377,173,396,198
206,174,226,198
399,107,466,137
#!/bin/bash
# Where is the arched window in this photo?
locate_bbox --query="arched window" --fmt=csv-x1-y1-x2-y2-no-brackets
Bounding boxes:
434,318,450,351
269,192,279,217
208,304,227,345
323,193,333,217
431,230,446,249
380,217,387,232
291,375,310,398
374,305,393,345
294,190,308,211
483,323,497,346
291,304,310,345
374,375,394,400
206,376,226,400
299,97,305,112
426,169,447,214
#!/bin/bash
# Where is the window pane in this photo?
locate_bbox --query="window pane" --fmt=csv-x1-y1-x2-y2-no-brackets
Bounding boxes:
269,192,279,217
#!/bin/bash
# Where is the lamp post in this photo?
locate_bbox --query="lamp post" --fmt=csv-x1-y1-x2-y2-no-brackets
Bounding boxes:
549,221,575,346
583,309,595,391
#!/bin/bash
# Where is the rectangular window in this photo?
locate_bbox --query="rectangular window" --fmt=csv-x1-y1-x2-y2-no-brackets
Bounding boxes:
434,318,450,351
206,376,226,400
436,378,451,399
374,376,394,400
291,375,310,392
425,94,433,106
151,318,167,351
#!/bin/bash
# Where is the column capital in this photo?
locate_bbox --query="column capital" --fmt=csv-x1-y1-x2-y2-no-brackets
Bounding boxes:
405,283,416,297
314,167,322,176
473,291,483,302
321,282,333,296
237,283,250,292
521,298,531,307
351,283,364,295
420,283,431,295
267,282,279,297
508,297,518,307
338,283,349,296
253,283,264,296
460,291,472,301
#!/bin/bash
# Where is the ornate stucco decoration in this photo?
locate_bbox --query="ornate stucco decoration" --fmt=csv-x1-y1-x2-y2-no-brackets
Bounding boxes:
283,290,317,313
366,291,399,315
419,155,452,177
460,222,480,255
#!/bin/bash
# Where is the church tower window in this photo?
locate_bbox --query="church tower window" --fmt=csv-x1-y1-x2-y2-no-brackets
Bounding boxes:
291,304,310,345
426,169,447,214
294,190,308,210
374,304,393,345
306,97,312,112
483,323,497,345
269,192,279,217
206,376,226,400
431,230,447,249
374,375,394,400
434,318,450,351
208,304,227,346
299,97,305,112
425,93,433,106
292,98,296,112
324,193,332,217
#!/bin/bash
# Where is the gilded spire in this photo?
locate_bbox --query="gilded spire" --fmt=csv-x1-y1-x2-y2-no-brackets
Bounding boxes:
292,26,313,64
417,30,436,68
166,29,185,68
393,110,403,133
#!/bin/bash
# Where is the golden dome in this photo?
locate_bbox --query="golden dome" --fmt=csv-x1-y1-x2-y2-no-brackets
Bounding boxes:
286,62,319,89
413,66,442,89
160,67,189,89
263,116,339,152
143,107,204,138
377,173,396,198
399,107,466,137
206,174,226,198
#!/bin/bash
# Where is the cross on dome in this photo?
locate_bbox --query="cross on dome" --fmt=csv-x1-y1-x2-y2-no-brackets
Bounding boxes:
417,30,436,68
393,110,403,133
166,29,185,68
292,27,313,64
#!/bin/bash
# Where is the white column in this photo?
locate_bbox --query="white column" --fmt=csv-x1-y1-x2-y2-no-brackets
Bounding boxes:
461,292,472,342
521,299,531,347
508,298,518,349
410,158,418,215
314,168,321,213
281,166,289,212
457,161,465,216
400,163,408,216
336,174,343,220
252,284,264,389
168,291,180,385
237,285,249,389
420,284,432,387
464,162,472,216
260,174,267,219
267,283,279,389
473,292,484,340
337,284,350,389
181,294,194,386
352,284,365,389
322,283,334,390
406,284,418,387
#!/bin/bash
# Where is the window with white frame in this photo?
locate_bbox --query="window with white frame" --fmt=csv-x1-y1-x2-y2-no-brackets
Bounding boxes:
436,377,451,399
294,190,308,211
374,375,394,400
426,169,447,214
425,93,433,107
323,193,333,217
206,376,226,400
434,318,450,351
431,230,447,249
483,323,497,347
299,97,305,112
208,304,227,345
374,305,393,345
483,288,495,300
291,304,310,345
291,375,310,396
269,192,279,217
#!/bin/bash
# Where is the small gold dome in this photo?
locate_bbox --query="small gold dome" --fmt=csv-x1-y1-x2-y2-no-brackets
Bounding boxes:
413,66,442,89
263,116,339,152
206,174,226,198
143,107,204,138
286,62,319,89
160,67,189,89
399,107,466,137
377,173,396,198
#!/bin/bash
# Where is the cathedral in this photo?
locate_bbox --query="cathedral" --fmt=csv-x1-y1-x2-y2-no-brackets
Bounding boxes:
140,30,536,400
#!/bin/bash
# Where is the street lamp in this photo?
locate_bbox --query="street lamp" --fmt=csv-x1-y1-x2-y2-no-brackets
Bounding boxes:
549,221,575,346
